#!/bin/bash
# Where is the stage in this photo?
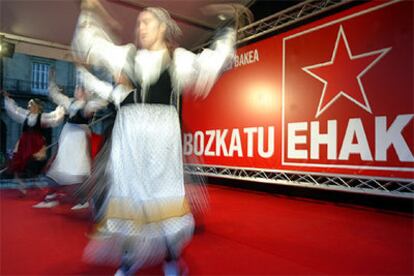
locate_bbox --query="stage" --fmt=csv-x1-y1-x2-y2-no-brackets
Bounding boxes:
1,184,412,275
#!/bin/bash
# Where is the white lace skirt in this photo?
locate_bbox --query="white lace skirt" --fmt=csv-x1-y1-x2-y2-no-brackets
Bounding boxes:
47,123,91,185
84,104,194,268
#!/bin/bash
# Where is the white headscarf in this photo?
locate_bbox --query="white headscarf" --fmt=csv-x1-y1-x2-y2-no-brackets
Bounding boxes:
141,7,182,50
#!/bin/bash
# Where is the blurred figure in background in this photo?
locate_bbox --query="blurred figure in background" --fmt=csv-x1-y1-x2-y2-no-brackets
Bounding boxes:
2,91,65,194
33,69,107,209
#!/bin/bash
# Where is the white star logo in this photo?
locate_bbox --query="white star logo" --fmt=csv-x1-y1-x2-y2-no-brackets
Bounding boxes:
302,25,391,118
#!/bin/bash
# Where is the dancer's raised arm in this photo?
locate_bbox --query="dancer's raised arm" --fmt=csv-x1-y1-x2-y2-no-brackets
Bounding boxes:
172,27,236,98
40,105,66,128
48,69,71,111
72,0,135,81
78,67,113,101
4,94,30,124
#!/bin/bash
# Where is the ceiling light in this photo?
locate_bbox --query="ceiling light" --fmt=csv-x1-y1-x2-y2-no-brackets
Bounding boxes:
0,41,15,58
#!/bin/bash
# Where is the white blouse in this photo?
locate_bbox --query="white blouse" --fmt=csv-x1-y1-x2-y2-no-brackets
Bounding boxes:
48,79,107,118
72,10,236,102
5,97,65,128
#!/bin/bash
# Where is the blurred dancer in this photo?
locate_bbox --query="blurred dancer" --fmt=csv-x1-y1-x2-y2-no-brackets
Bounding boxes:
73,0,235,274
33,70,107,208
3,92,65,194
73,72,131,218
2,92,65,193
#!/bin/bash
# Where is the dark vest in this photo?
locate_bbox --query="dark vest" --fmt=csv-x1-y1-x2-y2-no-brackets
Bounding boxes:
22,114,42,132
121,69,174,107
68,109,90,125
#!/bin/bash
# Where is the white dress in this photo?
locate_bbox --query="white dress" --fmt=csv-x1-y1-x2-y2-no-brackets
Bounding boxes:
73,10,235,268
46,82,107,185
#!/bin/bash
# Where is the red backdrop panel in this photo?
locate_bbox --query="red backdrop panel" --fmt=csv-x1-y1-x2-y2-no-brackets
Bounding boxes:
182,0,413,179
182,36,282,169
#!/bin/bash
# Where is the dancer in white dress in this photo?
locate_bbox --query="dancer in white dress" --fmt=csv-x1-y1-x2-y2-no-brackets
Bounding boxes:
33,70,107,208
72,0,235,274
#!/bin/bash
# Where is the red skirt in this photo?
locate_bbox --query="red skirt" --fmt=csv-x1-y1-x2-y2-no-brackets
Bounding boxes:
9,130,46,173
90,132,104,160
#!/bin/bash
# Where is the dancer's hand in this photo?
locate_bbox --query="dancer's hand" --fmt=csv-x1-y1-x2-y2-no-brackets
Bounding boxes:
81,0,98,10
81,0,122,34
49,68,56,81
202,3,253,40
1,90,10,98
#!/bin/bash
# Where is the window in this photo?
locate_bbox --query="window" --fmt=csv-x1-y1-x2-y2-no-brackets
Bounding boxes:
31,62,50,94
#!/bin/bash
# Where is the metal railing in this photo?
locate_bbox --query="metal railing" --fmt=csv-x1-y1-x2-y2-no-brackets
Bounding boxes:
192,0,352,51
184,164,414,199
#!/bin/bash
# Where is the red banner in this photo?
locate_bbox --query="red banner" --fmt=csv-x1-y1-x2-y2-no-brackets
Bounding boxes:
182,0,413,180
182,35,281,169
